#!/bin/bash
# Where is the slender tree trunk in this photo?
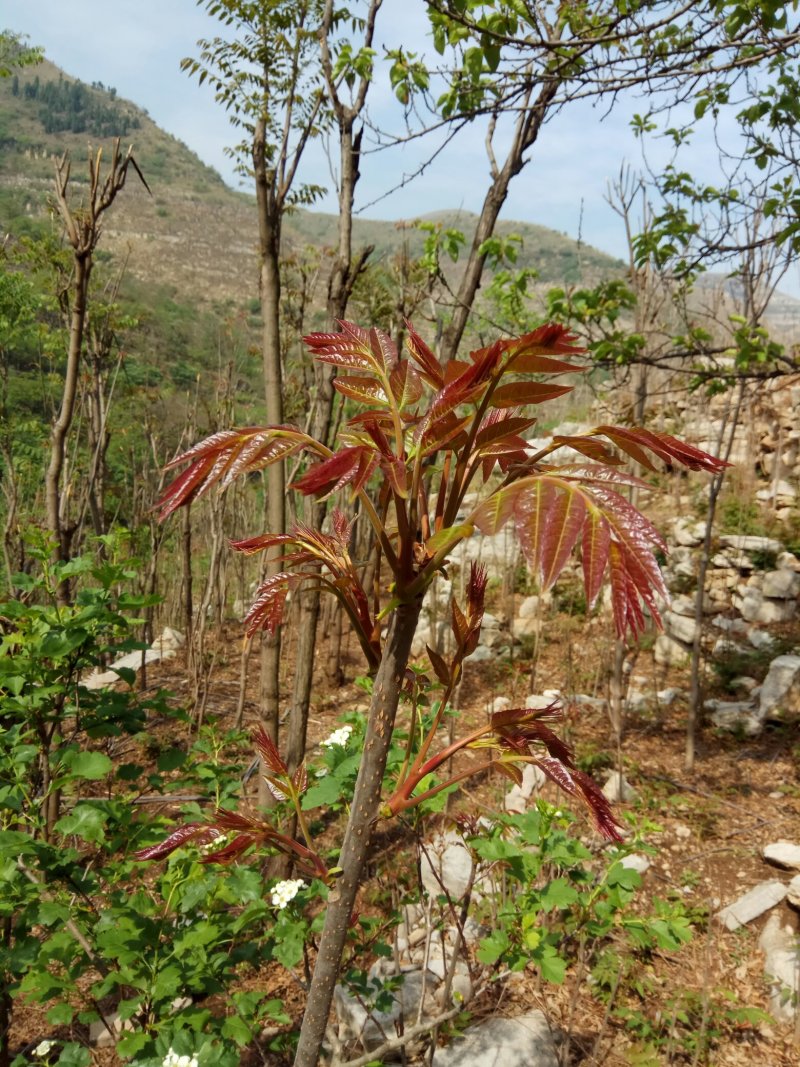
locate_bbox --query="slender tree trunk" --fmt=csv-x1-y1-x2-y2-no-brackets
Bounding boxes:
286,114,372,773
254,117,286,796
686,383,744,770
439,79,558,364
45,254,90,603
293,597,423,1067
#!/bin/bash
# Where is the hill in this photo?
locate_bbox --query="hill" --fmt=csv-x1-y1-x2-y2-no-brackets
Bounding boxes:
0,58,625,311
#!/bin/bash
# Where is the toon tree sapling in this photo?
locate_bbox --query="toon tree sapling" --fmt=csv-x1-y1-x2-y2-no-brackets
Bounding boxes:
139,320,726,1066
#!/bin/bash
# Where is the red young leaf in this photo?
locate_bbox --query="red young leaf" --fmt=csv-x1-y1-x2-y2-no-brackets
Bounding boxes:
134,823,221,861
490,381,574,409
502,322,586,360
536,757,623,841
243,573,300,637
229,533,297,556
303,321,374,373
405,321,444,387
475,412,538,449
426,645,452,685
253,727,289,777
389,360,424,409
291,447,364,497
511,354,585,374
333,376,389,406
589,426,730,473
582,509,611,609
540,490,587,590
370,326,399,374
548,435,623,465
471,483,521,536
156,427,313,521
513,479,558,575
496,761,524,788
419,411,471,457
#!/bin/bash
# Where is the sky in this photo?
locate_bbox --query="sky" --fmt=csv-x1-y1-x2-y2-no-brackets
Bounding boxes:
6,0,799,296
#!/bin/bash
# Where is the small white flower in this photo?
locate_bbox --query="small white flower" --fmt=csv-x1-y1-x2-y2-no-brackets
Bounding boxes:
162,1051,199,1067
270,878,305,909
34,1042,56,1059
320,725,353,749
200,832,228,855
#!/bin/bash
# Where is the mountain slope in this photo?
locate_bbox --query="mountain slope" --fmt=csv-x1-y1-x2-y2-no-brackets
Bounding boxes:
0,58,624,309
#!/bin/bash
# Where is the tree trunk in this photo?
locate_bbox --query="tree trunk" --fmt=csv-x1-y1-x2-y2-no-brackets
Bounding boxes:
254,117,286,798
45,253,90,603
686,383,744,771
439,79,558,364
286,115,371,772
293,597,422,1067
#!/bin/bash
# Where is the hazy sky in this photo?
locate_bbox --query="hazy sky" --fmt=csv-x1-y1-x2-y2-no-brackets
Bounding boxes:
7,0,799,299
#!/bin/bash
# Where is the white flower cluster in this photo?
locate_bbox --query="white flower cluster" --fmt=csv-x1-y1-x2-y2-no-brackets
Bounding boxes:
162,1051,199,1067
271,878,304,909
200,832,228,855
320,725,353,748
33,1042,56,1059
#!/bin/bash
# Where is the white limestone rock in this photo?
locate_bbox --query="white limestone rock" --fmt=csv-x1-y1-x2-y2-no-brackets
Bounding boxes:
432,1011,559,1067
602,771,637,803
657,688,682,706
465,644,494,663
761,568,800,599
716,880,788,930
748,628,775,651
620,853,651,874
762,841,800,872
719,534,784,555
664,611,698,645
758,912,800,1023
518,594,550,618
712,615,749,635
707,700,762,736
672,518,706,547
759,655,800,718
734,587,797,624
654,634,690,667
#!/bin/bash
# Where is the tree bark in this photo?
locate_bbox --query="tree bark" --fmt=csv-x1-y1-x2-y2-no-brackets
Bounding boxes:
45,252,90,603
286,89,373,771
439,78,559,364
293,597,422,1067
254,116,286,780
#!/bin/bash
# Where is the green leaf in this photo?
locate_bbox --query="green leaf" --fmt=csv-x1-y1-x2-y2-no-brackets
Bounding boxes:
476,930,509,965
537,951,567,984
302,774,343,809
47,1001,74,1025
222,1014,254,1045
55,804,107,843
62,751,113,781
272,921,305,969
157,747,186,772
539,877,579,910
55,1043,91,1067
116,1032,150,1058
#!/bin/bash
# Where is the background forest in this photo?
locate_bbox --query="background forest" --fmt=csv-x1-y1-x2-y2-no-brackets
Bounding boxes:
1,3,800,1067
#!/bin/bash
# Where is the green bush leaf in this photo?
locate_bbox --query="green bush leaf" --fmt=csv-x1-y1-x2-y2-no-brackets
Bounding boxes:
47,1001,74,1025
55,804,107,843
63,751,113,780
